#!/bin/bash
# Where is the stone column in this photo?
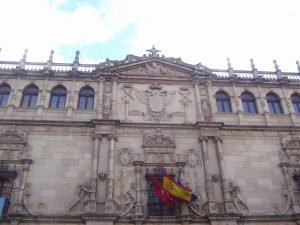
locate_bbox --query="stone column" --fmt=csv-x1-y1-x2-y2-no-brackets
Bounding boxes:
206,80,215,121
133,162,144,220
257,84,270,125
124,97,129,121
111,77,117,119
193,79,203,122
13,160,32,213
199,137,218,213
105,134,117,213
37,77,48,117
87,134,102,213
67,78,76,118
97,77,104,119
215,137,234,213
6,76,21,117
281,85,296,125
232,83,244,124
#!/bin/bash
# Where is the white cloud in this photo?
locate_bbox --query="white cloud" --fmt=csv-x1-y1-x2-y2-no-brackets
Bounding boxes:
0,0,299,71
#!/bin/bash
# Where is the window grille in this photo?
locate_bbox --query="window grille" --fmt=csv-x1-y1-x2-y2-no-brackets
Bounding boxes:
146,168,176,216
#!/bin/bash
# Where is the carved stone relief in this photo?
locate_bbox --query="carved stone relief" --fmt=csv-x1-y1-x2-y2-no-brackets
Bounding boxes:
135,84,177,122
142,129,175,154
275,135,300,215
102,93,112,119
187,150,198,167
117,149,132,165
122,62,189,77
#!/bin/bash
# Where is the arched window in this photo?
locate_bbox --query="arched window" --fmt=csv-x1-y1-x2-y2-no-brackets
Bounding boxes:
0,84,11,107
241,91,257,113
21,85,39,108
78,86,94,110
49,86,67,109
216,91,232,113
266,93,283,114
291,93,300,114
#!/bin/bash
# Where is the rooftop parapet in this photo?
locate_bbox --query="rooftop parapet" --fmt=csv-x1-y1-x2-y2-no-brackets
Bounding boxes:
0,47,299,81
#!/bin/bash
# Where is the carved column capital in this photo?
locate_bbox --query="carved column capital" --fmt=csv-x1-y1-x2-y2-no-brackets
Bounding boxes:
214,136,223,143
98,76,105,82
92,133,102,140
108,134,118,141
199,136,208,142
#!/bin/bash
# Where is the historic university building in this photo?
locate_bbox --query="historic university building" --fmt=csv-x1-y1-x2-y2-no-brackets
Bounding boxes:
1,46,300,225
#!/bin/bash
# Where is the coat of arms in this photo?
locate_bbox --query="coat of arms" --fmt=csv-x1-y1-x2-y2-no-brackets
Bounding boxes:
135,84,176,122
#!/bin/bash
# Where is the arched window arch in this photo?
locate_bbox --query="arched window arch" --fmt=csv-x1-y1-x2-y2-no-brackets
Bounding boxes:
0,84,11,107
49,85,67,109
21,84,39,108
241,91,257,113
216,91,232,113
291,93,300,114
78,86,94,110
266,92,283,114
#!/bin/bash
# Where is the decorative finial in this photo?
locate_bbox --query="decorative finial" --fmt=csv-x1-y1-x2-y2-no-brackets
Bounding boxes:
146,45,161,57
74,50,80,62
250,58,256,70
227,57,232,69
296,61,300,73
48,50,54,62
22,49,28,61
273,59,280,71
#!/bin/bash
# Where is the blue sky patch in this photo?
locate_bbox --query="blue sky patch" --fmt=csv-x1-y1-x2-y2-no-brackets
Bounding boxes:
58,24,137,63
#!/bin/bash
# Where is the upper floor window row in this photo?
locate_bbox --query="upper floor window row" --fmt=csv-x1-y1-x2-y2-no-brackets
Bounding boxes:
215,90,300,115
0,84,95,110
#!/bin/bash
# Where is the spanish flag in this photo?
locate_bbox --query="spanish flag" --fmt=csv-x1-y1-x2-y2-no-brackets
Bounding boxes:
162,173,198,203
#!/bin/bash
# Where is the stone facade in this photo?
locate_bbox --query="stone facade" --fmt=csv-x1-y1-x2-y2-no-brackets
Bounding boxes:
0,48,300,225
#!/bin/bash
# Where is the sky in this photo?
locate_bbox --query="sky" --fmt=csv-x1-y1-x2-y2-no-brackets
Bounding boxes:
0,0,299,71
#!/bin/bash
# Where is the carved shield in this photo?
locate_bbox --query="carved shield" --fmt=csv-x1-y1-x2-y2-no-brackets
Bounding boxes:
148,93,164,112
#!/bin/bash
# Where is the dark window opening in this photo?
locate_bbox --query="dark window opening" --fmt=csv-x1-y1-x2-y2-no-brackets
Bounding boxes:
241,92,257,113
49,86,67,109
0,85,11,107
78,87,94,110
216,91,232,113
291,94,300,115
21,85,39,108
266,93,283,114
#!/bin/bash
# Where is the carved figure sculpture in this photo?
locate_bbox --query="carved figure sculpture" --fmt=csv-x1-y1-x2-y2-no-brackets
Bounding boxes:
102,94,112,119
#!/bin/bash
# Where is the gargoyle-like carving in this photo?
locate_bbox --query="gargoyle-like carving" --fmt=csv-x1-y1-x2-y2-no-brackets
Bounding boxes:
281,135,300,151
142,129,175,148
225,181,249,213
135,84,176,122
